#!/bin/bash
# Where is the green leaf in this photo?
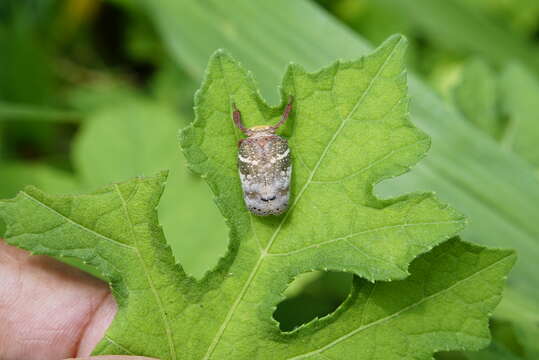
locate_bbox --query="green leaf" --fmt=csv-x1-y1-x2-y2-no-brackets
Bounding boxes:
371,0,539,76
499,63,539,169
66,81,143,114
0,162,101,277
0,162,79,199
451,60,539,175
0,13,55,105
145,0,539,334
465,342,521,360
150,59,198,113
437,342,521,360
451,62,539,356
0,174,514,359
453,59,501,139
0,161,63,241
179,36,466,357
0,37,514,359
446,61,539,357
73,100,179,188
511,319,539,360
182,36,464,282
72,99,227,278
452,0,539,37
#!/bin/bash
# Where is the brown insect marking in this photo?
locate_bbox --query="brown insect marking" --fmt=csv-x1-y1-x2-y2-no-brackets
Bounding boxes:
232,96,294,216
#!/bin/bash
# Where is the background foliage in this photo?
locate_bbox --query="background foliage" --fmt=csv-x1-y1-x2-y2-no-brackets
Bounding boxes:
1,0,538,358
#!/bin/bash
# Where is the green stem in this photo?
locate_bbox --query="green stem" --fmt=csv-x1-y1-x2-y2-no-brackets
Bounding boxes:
0,101,82,123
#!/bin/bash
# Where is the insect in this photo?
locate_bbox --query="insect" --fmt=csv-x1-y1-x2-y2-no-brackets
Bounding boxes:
232,96,293,216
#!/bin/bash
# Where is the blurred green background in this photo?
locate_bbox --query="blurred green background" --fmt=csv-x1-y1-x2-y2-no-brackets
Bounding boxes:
1,1,539,359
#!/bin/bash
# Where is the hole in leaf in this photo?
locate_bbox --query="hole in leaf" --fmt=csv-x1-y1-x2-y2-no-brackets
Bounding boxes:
273,271,352,332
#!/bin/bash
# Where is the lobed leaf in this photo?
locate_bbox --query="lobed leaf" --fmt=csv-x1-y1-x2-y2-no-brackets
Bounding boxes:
0,174,514,359
453,59,500,139
72,99,228,277
146,1,539,340
0,36,514,359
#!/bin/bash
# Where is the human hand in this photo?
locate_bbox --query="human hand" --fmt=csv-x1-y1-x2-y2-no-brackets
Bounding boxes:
0,240,157,360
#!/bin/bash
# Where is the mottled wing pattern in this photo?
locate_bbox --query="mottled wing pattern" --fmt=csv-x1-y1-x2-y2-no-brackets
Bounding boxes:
238,135,291,215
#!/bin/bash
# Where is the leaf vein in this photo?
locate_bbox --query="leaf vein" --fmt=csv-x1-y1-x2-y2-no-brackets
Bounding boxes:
286,253,512,359
311,139,429,184
104,335,135,355
268,220,462,257
113,184,177,360
267,37,405,249
204,37,405,359
20,192,136,251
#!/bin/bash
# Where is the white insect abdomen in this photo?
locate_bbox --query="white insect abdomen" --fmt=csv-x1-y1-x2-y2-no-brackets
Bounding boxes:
232,96,294,216
238,132,291,216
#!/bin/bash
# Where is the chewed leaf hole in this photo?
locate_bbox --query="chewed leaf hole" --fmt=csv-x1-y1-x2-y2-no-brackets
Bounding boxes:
273,271,353,332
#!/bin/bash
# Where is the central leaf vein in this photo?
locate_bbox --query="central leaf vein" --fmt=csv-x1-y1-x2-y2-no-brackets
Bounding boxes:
114,184,177,360
203,38,404,359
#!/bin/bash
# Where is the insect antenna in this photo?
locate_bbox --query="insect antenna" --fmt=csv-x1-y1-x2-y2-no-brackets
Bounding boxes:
272,95,294,131
232,103,249,134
